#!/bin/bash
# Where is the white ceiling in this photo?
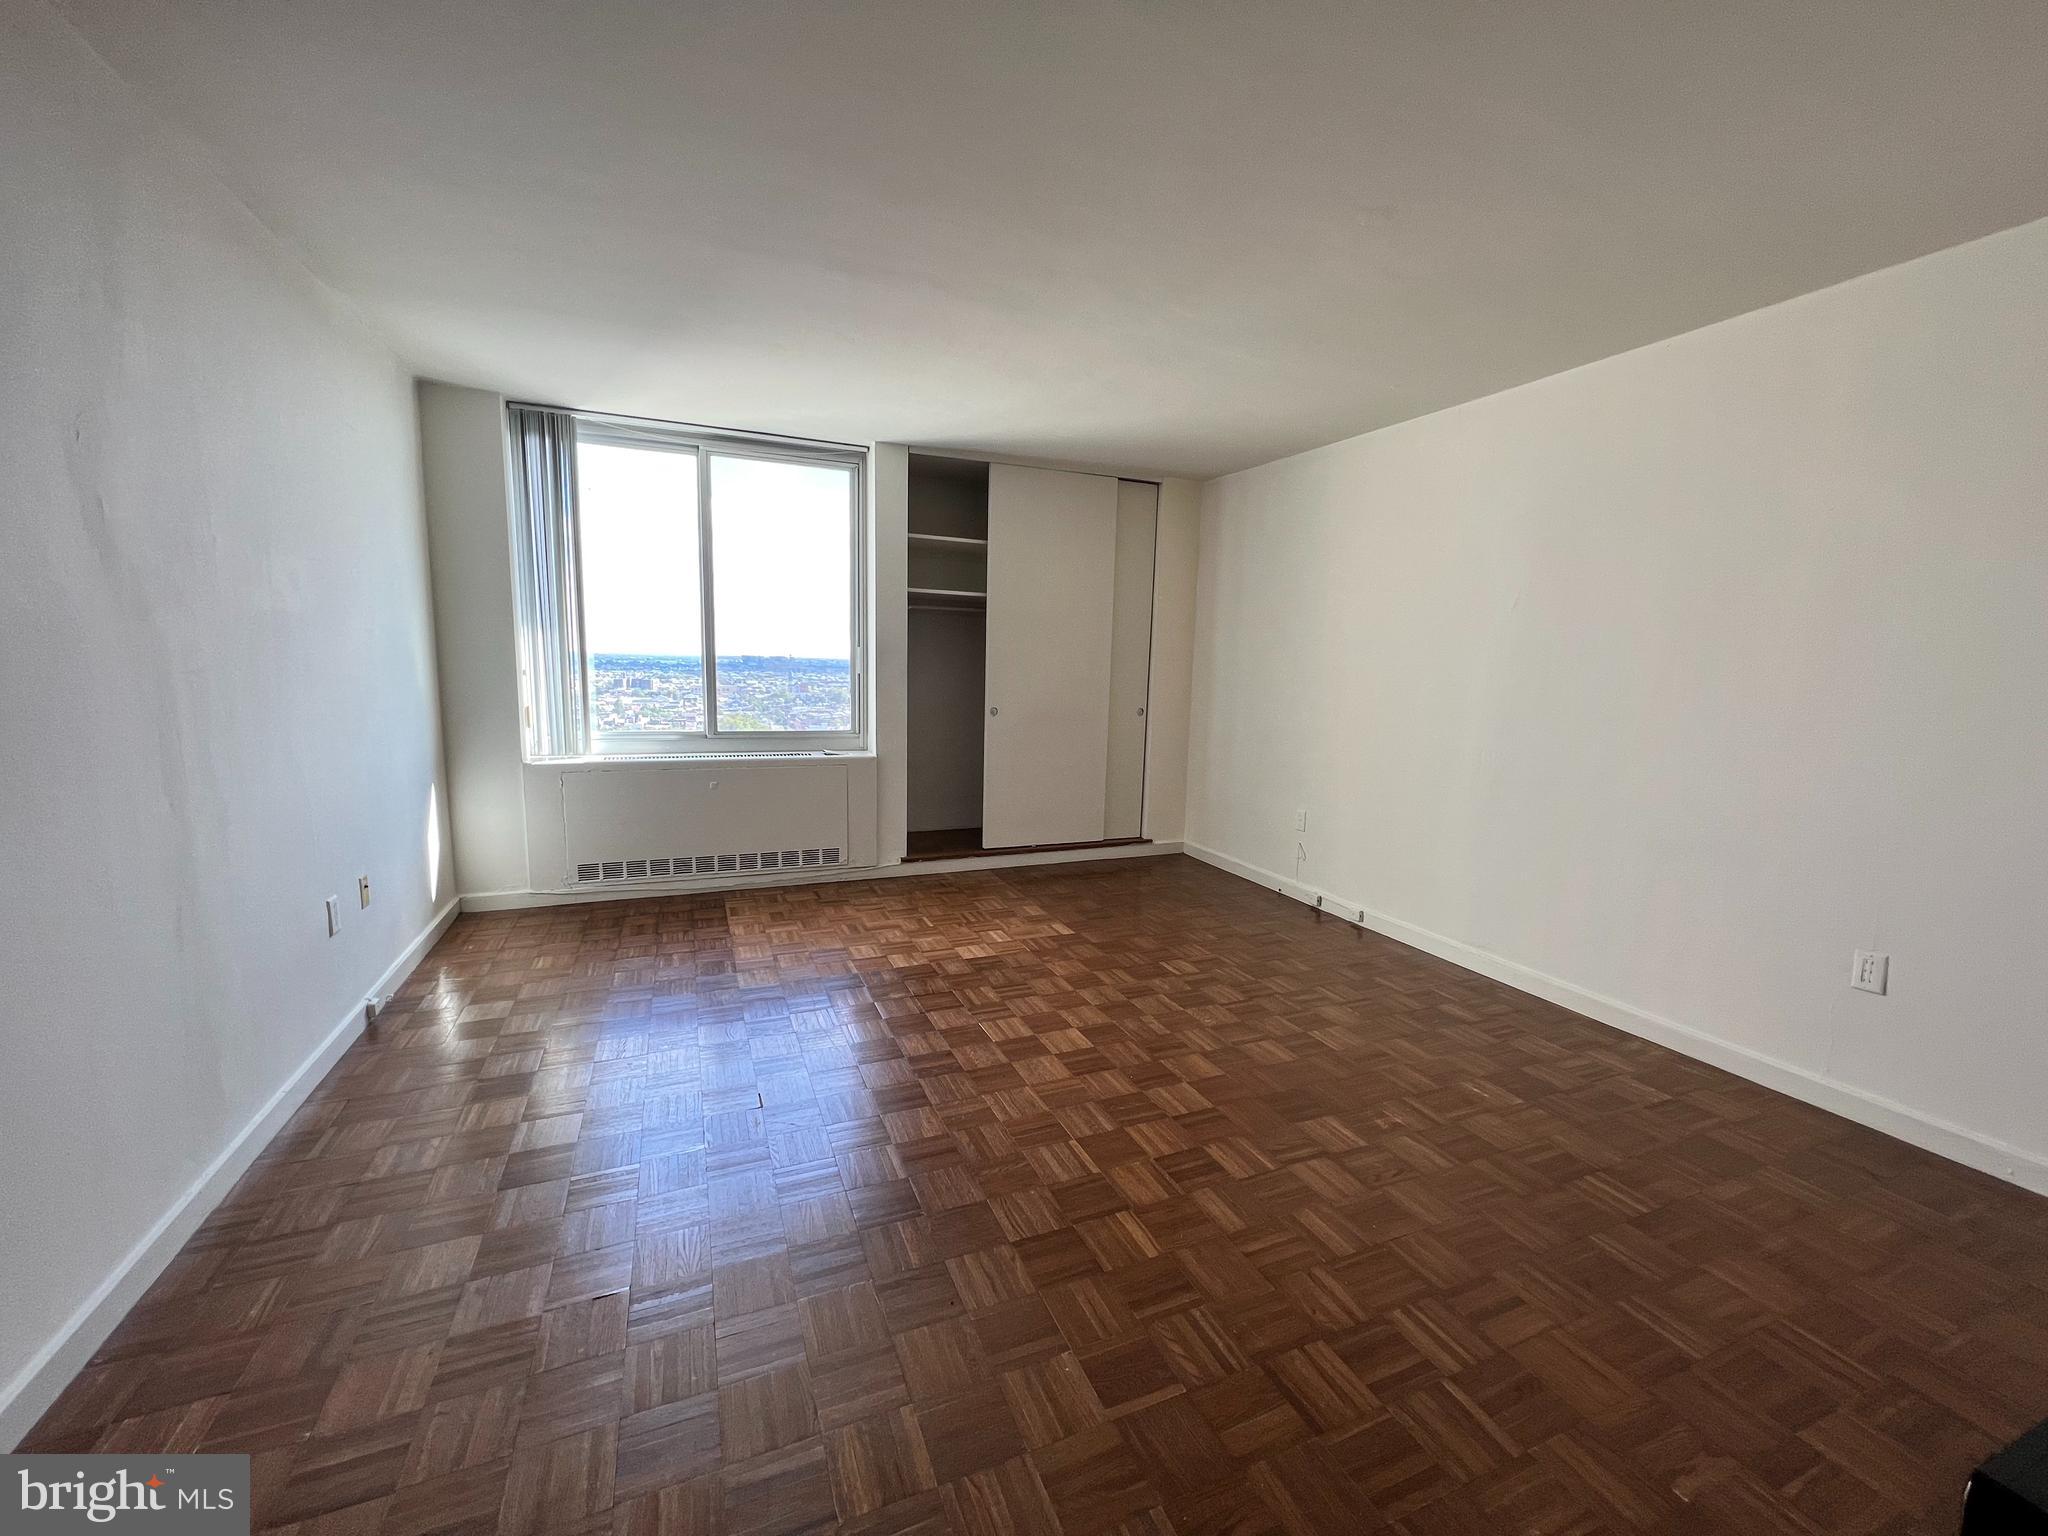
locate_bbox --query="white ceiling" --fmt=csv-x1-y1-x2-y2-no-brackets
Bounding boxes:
59,0,2048,479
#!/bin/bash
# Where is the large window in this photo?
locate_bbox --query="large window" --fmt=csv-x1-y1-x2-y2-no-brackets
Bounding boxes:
509,406,864,756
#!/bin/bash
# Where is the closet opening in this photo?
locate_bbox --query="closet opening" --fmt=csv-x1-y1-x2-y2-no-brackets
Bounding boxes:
906,454,990,856
904,453,1158,863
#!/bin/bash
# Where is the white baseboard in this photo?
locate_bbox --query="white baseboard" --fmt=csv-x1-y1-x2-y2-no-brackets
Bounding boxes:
1183,842,2048,1198
461,840,1184,912
0,898,460,1451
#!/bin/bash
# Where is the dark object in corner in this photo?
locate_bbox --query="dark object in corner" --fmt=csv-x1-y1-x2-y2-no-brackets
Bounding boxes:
1964,1418,2048,1532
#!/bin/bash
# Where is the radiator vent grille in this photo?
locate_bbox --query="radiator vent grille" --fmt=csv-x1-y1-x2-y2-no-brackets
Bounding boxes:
609,751,845,761
573,847,844,885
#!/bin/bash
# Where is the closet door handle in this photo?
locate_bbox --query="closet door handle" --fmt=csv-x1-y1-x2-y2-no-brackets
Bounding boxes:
989,706,999,716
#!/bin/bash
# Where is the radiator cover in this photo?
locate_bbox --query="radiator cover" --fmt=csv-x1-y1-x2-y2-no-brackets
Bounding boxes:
552,759,872,888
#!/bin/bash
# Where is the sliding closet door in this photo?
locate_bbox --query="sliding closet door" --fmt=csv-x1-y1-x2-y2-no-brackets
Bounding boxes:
983,464,1118,848
1103,481,1158,840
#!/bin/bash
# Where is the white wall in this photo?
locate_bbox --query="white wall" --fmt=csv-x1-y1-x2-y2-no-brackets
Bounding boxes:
418,382,528,894
1189,217,2048,1190
873,443,910,862
0,0,453,1446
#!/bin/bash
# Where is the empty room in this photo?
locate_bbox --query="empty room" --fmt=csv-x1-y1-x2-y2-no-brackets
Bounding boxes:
5,2,2047,1533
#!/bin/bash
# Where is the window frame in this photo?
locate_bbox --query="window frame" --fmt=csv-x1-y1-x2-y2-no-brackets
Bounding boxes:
524,408,868,760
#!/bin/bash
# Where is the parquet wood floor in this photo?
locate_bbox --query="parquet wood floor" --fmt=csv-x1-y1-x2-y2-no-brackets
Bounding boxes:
23,856,2048,1534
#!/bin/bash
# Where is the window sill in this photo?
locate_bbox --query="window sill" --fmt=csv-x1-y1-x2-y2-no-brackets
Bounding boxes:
528,749,875,766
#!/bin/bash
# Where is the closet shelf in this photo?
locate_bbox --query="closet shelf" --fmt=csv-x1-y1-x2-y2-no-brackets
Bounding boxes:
908,586,987,610
908,532,989,549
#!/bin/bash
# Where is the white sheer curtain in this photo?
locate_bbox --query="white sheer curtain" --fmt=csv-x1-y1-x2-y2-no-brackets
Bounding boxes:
507,404,585,757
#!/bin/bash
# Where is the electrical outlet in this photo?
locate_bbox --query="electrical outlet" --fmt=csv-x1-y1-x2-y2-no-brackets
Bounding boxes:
358,874,372,909
1293,809,1308,832
1850,950,1888,995
325,896,341,937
